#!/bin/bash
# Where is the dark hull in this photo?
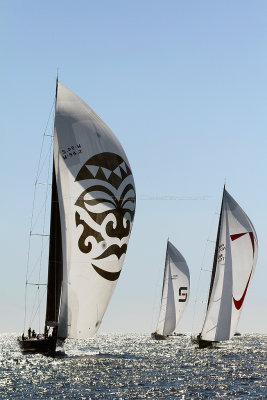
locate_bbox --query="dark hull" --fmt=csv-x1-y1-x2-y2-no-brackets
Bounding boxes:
198,339,214,349
191,335,218,349
151,332,167,340
172,333,186,337
18,337,57,355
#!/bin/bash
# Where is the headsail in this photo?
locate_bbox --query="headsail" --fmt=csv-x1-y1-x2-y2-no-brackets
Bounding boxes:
53,82,136,339
200,188,258,342
155,241,190,337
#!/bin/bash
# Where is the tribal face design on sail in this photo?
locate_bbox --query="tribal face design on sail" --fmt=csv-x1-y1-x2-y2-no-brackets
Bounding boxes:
74,152,136,281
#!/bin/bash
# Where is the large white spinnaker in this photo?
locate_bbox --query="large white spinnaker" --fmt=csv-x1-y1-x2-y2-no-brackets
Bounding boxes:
54,82,136,339
155,241,190,337
200,189,258,342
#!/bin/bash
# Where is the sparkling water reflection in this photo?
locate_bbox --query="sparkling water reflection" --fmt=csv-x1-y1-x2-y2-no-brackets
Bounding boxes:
0,333,266,399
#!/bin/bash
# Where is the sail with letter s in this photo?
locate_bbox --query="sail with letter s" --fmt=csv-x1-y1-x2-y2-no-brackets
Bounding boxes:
200,188,258,343
155,241,190,337
50,82,136,339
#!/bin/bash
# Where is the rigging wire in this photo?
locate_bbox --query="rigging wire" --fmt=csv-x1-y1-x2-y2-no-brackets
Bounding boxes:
150,238,168,332
191,209,219,337
31,197,51,234
36,142,54,186
29,286,47,331
28,238,49,281
29,286,40,327
23,99,55,334
37,138,53,332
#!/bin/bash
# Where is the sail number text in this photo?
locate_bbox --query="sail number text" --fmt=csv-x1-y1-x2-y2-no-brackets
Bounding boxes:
61,144,82,160
178,287,188,302
218,243,226,263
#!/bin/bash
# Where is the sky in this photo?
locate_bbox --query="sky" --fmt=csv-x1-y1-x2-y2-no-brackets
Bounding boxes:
1,0,266,335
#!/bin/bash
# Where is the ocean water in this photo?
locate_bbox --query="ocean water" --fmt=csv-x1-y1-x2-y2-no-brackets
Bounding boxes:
0,333,266,399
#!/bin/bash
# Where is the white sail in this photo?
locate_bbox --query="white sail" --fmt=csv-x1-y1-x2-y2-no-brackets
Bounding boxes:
201,189,258,342
155,241,190,336
54,82,136,339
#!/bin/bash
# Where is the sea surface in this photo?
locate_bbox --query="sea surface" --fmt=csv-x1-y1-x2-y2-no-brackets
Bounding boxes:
0,333,266,399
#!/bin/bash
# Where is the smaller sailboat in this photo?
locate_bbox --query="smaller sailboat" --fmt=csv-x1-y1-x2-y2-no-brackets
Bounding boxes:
197,187,258,349
152,240,190,340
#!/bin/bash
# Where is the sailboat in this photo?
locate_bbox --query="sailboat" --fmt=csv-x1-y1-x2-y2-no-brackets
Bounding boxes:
152,240,190,340
18,80,136,354
197,187,258,349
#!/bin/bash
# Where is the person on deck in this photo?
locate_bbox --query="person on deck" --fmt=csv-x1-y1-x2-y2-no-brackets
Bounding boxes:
28,328,31,339
52,327,57,338
45,326,49,339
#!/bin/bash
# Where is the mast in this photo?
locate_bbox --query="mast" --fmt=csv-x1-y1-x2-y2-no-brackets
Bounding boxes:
155,239,170,335
160,239,169,302
45,79,63,331
206,185,225,310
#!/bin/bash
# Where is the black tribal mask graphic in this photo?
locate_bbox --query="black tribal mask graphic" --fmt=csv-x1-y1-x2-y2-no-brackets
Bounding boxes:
75,152,136,281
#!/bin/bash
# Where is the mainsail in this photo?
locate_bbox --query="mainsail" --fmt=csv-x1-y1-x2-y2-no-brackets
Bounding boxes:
45,165,63,328
47,81,136,339
155,241,190,337
200,188,258,343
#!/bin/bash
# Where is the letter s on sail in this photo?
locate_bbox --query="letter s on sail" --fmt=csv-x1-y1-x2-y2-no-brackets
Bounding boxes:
178,287,188,302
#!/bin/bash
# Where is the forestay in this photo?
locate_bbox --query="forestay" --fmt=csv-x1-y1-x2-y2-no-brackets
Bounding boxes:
156,241,190,336
54,82,136,339
201,189,258,342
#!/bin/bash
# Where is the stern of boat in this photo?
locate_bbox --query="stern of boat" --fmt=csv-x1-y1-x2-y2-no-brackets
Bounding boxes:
151,332,167,340
18,336,57,355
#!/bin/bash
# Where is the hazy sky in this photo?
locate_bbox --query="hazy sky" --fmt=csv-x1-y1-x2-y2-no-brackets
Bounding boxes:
1,0,266,335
